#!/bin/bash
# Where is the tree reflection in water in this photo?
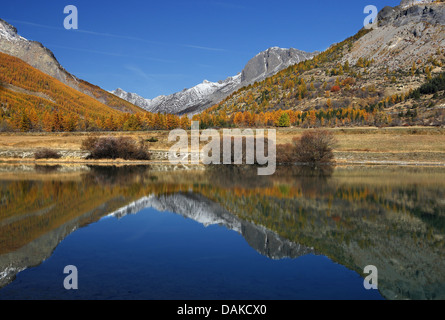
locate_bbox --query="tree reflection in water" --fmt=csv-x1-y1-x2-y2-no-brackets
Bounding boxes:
0,164,444,299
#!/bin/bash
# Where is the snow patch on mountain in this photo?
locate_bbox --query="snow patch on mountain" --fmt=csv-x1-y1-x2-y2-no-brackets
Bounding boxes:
0,19,25,42
112,47,316,115
112,73,242,115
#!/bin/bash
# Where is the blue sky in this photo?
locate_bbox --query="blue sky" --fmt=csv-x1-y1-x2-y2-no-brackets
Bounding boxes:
2,0,400,98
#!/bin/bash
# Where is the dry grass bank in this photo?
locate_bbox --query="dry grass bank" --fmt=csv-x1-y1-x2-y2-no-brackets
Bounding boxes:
0,127,444,164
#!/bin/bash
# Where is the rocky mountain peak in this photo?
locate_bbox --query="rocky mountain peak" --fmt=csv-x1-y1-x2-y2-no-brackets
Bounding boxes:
379,0,445,27
112,47,316,115
345,0,445,72
399,0,435,9
241,47,316,84
0,19,71,85
0,19,22,42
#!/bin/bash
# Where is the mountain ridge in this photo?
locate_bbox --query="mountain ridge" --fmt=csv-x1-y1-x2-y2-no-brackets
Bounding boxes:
0,18,143,115
202,1,445,127
112,47,317,115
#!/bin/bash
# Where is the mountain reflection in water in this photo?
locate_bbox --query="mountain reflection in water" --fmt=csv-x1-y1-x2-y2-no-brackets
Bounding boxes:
0,164,444,300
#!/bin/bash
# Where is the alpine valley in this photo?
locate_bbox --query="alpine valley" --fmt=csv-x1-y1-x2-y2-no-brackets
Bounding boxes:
1,1,445,131
0,0,445,302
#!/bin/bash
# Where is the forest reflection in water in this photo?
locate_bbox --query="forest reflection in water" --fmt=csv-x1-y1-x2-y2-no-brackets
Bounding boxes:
0,163,444,300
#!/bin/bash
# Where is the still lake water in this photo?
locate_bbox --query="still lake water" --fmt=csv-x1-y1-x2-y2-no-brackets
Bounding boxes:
0,164,444,300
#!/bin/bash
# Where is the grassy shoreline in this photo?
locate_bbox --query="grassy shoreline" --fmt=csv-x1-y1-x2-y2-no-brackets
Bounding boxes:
0,127,444,166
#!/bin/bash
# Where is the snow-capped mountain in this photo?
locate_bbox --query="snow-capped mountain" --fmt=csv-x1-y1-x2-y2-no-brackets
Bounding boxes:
112,47,317,115
113,73,242,115
0,19,25,42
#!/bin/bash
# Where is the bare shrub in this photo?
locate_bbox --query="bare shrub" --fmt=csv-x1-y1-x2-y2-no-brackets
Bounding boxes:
276,130,336,165
294,130,336,164
81,136,150,160
34,148,61,159
276,143,295,164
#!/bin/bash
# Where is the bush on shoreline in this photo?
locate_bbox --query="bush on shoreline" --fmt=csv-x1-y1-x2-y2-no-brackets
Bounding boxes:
276,130,336,165
81,136,150,160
